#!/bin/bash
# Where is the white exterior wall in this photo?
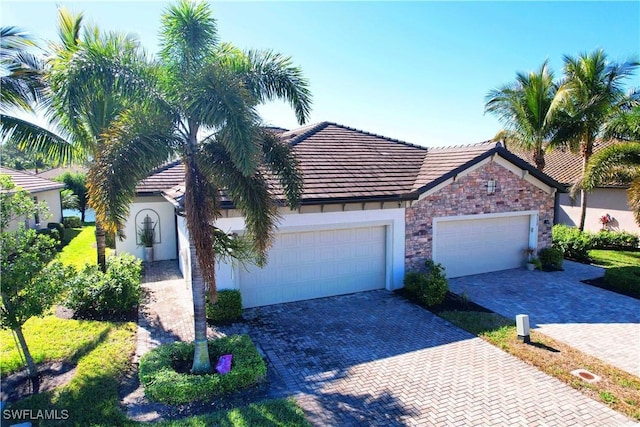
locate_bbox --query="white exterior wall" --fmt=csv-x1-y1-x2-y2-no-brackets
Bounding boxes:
558,188,639,233
212,206,406,292
116,196,177,261
7,189,62,232
177,215,191,282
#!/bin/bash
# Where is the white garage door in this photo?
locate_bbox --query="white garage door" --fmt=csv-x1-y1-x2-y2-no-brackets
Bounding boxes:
239,226,386,308
434,214,531,278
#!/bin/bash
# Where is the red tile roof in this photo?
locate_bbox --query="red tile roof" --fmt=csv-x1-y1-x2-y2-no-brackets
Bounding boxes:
0,167,65,193
137,122,561,206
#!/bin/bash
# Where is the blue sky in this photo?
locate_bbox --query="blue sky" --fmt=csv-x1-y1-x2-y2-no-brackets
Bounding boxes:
2,1,639,147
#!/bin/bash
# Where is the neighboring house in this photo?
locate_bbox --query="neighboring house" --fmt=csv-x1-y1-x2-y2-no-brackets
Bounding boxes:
0,166,64,231
118,122,563,308
36,165,88,180
512,140,639,234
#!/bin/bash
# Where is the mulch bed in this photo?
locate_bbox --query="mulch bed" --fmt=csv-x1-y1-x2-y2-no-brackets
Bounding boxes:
395,290,493,314
581,276,639,300
1,361,77,404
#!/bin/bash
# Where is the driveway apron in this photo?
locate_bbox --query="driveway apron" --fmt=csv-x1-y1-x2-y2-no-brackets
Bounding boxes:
448,260,640,377
218,290,635,426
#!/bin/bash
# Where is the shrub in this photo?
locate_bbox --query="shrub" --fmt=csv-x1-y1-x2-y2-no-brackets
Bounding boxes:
591,230,639,251
139,334,266,405
47,222,65,240
64,254,142,319
63,216,82,228
36,227,60,245
604,267,640,299
403,259,448,306
552,224,592,262
206,290,242,324
539,247,564,271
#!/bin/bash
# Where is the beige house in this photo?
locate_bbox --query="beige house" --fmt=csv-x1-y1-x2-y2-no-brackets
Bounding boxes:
514,141,639,234
0,167,64,231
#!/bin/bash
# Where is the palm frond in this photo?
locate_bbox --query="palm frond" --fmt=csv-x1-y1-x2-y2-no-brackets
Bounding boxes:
0,113,79,163
260,129,303,208
583,143,640,191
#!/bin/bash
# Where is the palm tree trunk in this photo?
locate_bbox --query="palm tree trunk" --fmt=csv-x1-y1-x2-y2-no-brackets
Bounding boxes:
14,325,38,380
95,221,107,272
190,242,211,373
578,140,594,231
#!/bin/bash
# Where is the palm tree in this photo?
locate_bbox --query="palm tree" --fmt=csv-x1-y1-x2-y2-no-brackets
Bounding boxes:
28,8,156,270
583,143,640,225
0,26,68,166
485,60,560,171
87,1,311,373
554,50,639,230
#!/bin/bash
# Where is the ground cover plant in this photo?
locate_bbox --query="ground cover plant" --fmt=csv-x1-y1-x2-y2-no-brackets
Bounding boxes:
587,249,640,299
139,335,267,405
439,310,640,420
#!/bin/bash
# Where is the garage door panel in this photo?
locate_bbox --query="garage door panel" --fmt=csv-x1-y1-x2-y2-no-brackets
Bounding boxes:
434,215,530,278
240,226,386,308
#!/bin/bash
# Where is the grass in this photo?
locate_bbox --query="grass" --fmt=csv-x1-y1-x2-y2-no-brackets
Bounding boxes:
56,225,111,270
439,310,640,420
589,250,640,268
0,316,112,376
157,398,311,427
4,319,136,426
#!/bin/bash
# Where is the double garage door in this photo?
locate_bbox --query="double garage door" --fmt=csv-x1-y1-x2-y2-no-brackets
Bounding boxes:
433,214,532,278
239,226,386,308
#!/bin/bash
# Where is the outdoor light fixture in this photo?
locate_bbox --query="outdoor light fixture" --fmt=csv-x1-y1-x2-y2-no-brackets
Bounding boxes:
487,179,496,194
516,314,530,343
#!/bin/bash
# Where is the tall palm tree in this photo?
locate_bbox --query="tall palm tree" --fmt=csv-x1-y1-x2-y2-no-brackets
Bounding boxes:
0,26,68,162
583,143,640,225
88,1,311,373
29,8,156,270
485,60,560,171
554,50,639,230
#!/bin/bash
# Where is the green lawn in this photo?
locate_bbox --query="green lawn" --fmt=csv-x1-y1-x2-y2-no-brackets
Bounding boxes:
57,225,111,269
589,249,640,267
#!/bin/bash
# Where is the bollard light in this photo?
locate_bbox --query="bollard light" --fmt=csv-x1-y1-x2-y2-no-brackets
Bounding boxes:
516,314,530,343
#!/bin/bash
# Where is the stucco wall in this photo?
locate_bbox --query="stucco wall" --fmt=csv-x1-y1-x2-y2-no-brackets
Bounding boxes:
558,188,639,234
405,161,555,271
116,196,177,261
7,188,62,232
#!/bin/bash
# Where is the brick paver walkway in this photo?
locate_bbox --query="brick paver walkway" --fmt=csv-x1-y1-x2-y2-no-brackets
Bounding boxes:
448,260,640,377
129,261,637,426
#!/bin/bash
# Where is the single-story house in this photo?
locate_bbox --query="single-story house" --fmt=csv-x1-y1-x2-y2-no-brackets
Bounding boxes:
0,166,64,231
513,140,639,234
117,122,563,308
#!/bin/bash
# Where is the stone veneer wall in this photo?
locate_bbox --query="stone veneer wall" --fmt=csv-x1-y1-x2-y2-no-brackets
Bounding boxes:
405,161,554,272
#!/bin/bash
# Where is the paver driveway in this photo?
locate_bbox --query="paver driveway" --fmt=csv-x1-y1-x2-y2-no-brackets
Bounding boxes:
220,290,635,426
449,260,640,377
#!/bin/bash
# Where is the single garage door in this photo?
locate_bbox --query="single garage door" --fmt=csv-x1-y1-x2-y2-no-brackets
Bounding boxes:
433,214,531,278
239,226,386,308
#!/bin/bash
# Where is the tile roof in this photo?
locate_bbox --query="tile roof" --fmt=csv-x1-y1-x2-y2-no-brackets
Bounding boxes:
137,122,561,206
509,139,623,187
0,166,65,193
36,165,88,180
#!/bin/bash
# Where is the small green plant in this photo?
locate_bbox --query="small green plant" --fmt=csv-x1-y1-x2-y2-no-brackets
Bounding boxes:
206,290,243,324
64,254,142,319
532,258,543,270
600,391,618,405
138,226,155,247
63,216,82,228
47,222,65,240
139,335,266,405
539,247,564,271
403,259,448,307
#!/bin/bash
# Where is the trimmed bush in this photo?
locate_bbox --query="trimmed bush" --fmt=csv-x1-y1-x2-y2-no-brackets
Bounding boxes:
47,222,65,240
63,216,82,228
36,227,60,245
403,259,448,306
206,290,242,324
604,267,640,299
552,224,592,262
139,334,266,405
591,231,639,251
64,254,142,319
538,247,564,271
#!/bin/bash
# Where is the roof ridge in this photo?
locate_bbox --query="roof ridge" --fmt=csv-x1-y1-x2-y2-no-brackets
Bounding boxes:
146,159,183,176
427,139,497,151
285,121,331,146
